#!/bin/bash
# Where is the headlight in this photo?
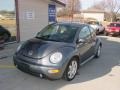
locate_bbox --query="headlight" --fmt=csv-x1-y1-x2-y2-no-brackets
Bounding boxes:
16,44,22,52
50,52,63,64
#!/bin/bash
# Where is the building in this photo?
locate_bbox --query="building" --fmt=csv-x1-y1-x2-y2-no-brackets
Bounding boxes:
15,0,65,42
73,8,105,22
81,8,105,22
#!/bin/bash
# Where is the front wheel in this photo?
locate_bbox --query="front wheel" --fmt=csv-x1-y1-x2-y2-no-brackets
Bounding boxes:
104,32,108,36
63,58,78,81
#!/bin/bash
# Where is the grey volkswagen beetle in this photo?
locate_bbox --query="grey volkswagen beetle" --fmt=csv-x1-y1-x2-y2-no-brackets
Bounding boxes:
13,23,102,81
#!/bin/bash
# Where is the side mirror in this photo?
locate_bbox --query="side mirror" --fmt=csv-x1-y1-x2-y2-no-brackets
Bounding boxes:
77,38,85,43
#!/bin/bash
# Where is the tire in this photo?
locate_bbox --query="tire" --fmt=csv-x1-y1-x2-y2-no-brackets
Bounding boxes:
102,28,105,34
96,29,99,35
104,32,108,36
63,58,78,81
3,33,9,42
95,45,101,58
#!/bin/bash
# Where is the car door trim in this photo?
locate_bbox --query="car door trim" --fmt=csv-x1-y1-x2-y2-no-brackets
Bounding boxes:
80,55,95,66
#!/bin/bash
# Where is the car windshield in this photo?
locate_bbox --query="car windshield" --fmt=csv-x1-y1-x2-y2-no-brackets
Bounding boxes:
88,21,99,25
109,23,120,27
36,24,78,43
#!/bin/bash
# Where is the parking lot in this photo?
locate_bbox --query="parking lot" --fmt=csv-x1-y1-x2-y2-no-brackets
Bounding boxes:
0,36,120,90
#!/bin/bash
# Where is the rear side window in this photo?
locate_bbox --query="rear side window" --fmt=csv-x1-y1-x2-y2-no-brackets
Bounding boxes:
87,21,99,25
89,27,96,37
109,23,120,27
89,27,95,33
79,26,91,39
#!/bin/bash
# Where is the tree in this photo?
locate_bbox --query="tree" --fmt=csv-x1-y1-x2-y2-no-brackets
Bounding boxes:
66,0,81,16
90,0,106,10
67,0,81,12
57,0,81,17
0,10,15,16
105,0,120,21
91,0,120,21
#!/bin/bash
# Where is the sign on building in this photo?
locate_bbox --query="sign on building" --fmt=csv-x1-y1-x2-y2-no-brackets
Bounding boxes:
48,4,56,22
24,11,35,20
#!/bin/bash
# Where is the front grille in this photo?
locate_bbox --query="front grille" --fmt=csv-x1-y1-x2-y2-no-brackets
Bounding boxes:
17,61,42,77
17,60,30,70
17,55,39,65
15,57,46,78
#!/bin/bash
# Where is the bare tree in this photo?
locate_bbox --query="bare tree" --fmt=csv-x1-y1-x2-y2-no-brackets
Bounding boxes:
90,0,106,10
105,0,120,21
66,0,81,17
57,0,81,21
91,0,120,21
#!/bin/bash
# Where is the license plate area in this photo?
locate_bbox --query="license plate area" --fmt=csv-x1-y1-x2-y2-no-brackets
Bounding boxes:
18,62,30,70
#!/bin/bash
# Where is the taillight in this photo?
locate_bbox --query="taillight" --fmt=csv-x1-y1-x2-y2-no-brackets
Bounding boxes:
111,28,116,31
115,29,119,32
105,28,109,31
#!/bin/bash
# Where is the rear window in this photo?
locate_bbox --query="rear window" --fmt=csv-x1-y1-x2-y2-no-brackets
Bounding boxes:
109,23,120,27
87,21,99,25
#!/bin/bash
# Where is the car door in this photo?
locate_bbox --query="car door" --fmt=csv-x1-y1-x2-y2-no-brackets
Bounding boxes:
89,26,97,55
0,26,4,40
77,26,93,62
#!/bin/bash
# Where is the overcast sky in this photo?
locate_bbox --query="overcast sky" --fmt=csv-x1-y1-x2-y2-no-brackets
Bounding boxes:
0,0,15,11
81,0,102,9
0,0,103,11
59,0,103,9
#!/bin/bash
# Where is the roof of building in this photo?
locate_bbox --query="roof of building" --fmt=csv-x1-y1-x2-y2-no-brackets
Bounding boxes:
51,0,66,6
82,8,105,13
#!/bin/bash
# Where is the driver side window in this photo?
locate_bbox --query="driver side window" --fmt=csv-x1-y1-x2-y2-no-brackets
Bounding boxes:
79,26,91,39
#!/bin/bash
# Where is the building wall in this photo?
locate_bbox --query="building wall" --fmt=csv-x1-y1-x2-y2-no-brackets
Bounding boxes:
82,13,104,22
18,0,49,41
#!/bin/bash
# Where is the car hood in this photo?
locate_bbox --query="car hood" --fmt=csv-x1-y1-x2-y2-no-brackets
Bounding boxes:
90,25,99,29
19,38,72,59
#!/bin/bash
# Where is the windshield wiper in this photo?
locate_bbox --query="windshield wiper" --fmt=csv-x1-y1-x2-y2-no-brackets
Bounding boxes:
36,35,49,39
35,36,61,42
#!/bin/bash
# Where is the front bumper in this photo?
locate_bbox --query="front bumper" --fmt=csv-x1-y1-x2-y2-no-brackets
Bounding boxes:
0,39,4,48
13,55,65,80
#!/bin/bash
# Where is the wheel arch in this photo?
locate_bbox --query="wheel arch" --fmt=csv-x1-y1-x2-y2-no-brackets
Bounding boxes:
62,55,80,81
69,55,80,69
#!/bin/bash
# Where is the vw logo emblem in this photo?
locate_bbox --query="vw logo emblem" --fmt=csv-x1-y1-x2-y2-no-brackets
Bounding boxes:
28,50,33,56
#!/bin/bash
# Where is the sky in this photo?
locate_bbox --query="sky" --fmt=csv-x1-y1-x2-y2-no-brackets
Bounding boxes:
81,0,102,9
0,0,15,11
59,0,102,9
0,0,103,11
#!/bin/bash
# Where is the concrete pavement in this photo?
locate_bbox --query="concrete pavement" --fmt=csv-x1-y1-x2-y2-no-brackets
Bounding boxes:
0,42,19,59
0,36,120,90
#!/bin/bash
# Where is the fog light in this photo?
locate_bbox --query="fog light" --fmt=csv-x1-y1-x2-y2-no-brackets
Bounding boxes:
48,69,60,74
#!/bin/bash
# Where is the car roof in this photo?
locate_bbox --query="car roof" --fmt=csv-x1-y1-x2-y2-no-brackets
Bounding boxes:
54,22,88,27
110,22,120,24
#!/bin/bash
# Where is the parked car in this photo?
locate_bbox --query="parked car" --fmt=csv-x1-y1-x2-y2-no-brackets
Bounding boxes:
13,23,102,81
105,22,120,36
88,21,105,34
0,36,4,48
0,25,11,42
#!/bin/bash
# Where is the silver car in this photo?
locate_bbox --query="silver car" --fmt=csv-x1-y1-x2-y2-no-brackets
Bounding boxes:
88,21,105,34
13,23,102,81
